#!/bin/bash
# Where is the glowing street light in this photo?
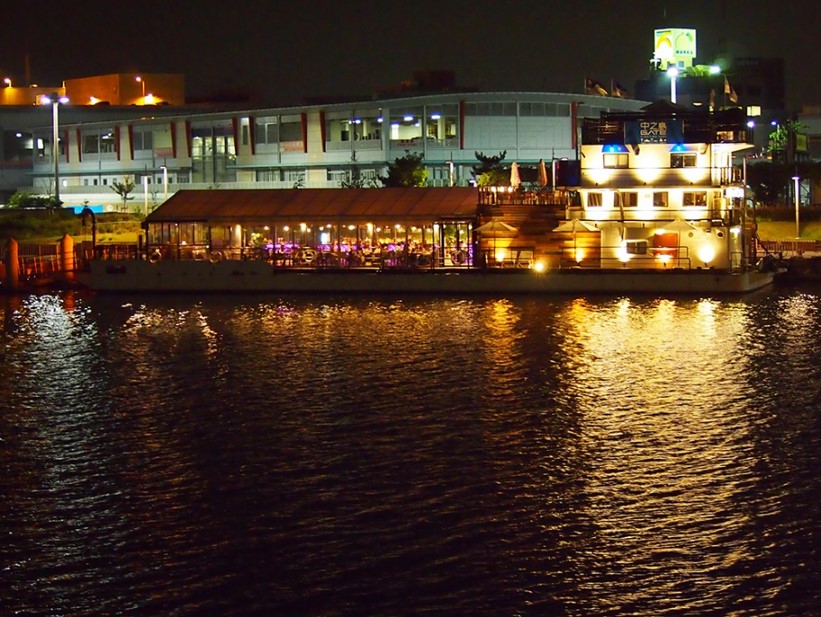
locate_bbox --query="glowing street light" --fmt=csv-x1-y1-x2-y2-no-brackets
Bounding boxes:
136,75,145,99
40,93,69,205
3,77,11,87
666,67,679,103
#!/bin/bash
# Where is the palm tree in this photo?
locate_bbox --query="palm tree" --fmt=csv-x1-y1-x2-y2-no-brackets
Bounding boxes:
110,176,136,212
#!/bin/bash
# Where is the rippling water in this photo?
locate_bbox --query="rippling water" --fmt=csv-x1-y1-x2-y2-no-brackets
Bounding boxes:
1,288,819,616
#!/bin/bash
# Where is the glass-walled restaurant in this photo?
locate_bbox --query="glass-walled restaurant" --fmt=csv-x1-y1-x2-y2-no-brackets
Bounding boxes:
144,188,479,268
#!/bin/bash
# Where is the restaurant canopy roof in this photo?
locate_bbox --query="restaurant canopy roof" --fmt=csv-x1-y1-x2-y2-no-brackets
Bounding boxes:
145,188,481,224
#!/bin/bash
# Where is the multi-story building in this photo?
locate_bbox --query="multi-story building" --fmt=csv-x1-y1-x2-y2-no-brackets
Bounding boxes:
23,90,647,210
569,102,755,270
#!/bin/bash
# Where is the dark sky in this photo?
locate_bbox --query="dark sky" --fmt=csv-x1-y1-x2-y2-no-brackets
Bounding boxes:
2,0,818,109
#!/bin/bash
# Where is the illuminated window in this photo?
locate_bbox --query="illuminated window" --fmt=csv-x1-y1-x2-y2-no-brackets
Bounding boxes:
616,192,638,208
671,153,696,168
653,191,668,207
747,105,761,117
604,153,629,168
683,191,708,206
587,192,603,207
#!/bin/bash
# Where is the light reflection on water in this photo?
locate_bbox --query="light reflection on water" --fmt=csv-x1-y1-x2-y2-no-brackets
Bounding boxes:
1,290,819,616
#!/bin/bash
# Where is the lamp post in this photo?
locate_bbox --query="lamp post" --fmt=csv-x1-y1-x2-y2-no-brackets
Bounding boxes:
3,77,10,87
792,175,800,238
666,67,679,103
746,120,756,152
40,93,68,205
136,75,145,101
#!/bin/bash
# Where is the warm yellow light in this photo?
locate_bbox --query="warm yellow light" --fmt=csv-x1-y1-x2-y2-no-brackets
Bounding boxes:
588,168,613,185
617,241,631,263
89,96,100,105
533,260,546,272
283,225,290,231
658,254,672,265
300,223,307,232
144,93,156,104
366,223,374,233
575,248,585,263
495,248,506,263
697,243,716,264
635,166,662,184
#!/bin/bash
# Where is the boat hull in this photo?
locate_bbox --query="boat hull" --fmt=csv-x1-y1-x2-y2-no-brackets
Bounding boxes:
83,260,775,295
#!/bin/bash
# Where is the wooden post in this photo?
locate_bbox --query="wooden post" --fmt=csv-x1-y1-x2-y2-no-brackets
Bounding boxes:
59,234,75,284
5,237,20,290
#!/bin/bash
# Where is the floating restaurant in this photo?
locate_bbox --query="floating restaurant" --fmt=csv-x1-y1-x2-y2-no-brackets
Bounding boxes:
81,100,777,294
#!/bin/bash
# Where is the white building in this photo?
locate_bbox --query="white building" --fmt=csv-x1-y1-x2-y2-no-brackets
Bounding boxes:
27,91,647,210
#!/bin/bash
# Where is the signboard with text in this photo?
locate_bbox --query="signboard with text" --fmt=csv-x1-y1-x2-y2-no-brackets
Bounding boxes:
625,120,684,144
653,28,697,69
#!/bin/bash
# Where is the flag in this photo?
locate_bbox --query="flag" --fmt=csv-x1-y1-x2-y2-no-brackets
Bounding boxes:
724,76,738,104
612,81,629,98
585,78,608,97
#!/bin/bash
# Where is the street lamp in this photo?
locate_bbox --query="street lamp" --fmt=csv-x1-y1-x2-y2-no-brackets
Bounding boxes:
746,120,756,151
161,165,169,200
40,93,69,205
666,67,679,103
136,75,145,100
792,175,800,238
3,77,10,87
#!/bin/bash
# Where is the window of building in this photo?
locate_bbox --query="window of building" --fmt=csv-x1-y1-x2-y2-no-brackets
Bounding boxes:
626,240,648,255
616,192,638,207
587,192,603,207
425,104,457,142
389,107,423,143
326,109,383,144
653,191,668,207
279,118,303,148
254,117,279,144
671,152,697,168
256,169,281,182
463,102,516,116
133,129,153,151
604,153,629,168
683,191,708,206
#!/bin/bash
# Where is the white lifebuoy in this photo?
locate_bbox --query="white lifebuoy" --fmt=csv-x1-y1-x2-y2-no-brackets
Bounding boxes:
148,250,162,264
209,251,223,264
453,250,465,265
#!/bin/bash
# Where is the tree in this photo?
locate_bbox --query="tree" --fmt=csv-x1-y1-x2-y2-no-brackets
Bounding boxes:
380,151,428,187
767,119,807,157
471,150,508,186
7,190,61,209
110,176,136,212
341,152,377,188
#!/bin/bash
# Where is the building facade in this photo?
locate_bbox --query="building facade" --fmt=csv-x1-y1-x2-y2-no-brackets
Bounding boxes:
25,92,647,210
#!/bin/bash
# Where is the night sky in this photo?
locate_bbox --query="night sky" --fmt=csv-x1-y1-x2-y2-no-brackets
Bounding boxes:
2,0,818,109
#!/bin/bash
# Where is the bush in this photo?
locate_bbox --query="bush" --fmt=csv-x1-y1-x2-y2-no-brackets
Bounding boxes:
0,209,143,243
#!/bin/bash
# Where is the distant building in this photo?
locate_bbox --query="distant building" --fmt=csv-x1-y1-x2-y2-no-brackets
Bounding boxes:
64,73,185,107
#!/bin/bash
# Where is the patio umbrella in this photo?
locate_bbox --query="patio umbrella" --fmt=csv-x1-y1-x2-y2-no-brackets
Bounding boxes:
537,159,549,188
510,162,521,189
475,220,518,265
552,219,599,262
